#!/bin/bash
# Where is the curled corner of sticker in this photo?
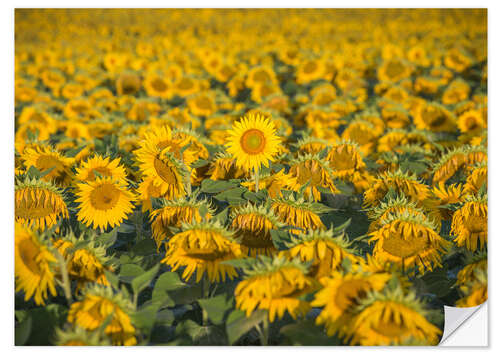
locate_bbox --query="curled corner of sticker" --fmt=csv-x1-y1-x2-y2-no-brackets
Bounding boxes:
439,302,487,346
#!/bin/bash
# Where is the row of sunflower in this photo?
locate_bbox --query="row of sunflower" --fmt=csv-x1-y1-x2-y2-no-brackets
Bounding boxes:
14,9,487,346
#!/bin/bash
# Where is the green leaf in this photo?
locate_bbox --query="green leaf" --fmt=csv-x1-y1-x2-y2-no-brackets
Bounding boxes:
152,272,185,307
24,304,68,345
191,159,210,168
133,301,161,333
222,257,257,269
94,227,118,246
214,208,229,224
214,187,247,204
270,229,292,250
119,263,145,283
200,179,239,194
226,309,267,345
104,270,120,290
131,238,157,256
131,264,160,295
280,319,340,346
15,314,32,346
176,320,227,345
65,145,86,158
198,294,234,325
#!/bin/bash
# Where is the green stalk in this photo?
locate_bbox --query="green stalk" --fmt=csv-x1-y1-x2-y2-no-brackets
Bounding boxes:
255,167,260,193
54,249,73,306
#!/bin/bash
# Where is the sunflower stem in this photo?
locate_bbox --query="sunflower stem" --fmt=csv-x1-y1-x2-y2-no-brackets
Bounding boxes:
54,249,73,306
261,318,269,346
201,278,210,326
255,167,260,193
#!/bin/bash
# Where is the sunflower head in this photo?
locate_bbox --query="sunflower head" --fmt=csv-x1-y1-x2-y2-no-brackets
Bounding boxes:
150,195,215,249
285,227,362,279
456,268,487,307
326,140,366,180
22,145,74,186
226,113,282,172
15,177,69,231
15,223,57,306
75,176,136,230
161,220,242,283
208,151,247,180
54,325,112,346
369,209,451,274
67,284,137,346
75,154,128,185
231,202,285,256
451,192,488,251
351,287,442,345
235,255,316,322
294,134,330,155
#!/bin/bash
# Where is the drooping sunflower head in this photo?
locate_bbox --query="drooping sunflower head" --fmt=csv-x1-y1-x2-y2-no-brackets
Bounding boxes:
456,268,488,307
414,101,456,132
351,287,442,346
451,192,488,252
430,182,465,220
235,255,316,322
271,192,331,235
150,195,215,249
456,251,487,286
67,284,137,346
464,161,487,194
432,145,487,184
369,209,451,274
54,325,112,346
285,227,362,279
325,140,366,180
208,151,248,180
226,113,282,172
458,109,486,134
22,145,74,186
240,168,291,198
75,177,136,230
162,220,242,283
364,169,431,208
294,134,330,155
311,271,391,338
286,152,339,201
15,223,57,306
75,154,128,185
172,127,210,162
15,177,69,231
231,202,285,256
134,145,188,200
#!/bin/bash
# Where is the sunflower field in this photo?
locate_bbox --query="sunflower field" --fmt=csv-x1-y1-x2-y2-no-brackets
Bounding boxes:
14,9,487,346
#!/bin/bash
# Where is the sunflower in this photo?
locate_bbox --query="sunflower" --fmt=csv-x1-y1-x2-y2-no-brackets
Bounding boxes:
15,177,68,230
18,106,57,134
312,271,390,338
326,140,366,181
231,203,284,256
134,145,187,199
458,109,486,135
15,223,57,306
464,162,487,194
116,72,141,96
75,154,128,185
226,113,282,173
295,135,329,155
187,92,217,117
143,74,172,99
363,170,431,209
431,182,465,220
64,121,91,140
350,288,441,346
456,251,487,286
456,268,487,307
271,193,329,235
54,326,112,346
135,177,163,212
413,102,456,132
286,153,339,201
75,177,135,230
22,145,74,186
245,66,278,89
444,48,472,73
174,76,200,97
378,58,412,83
341,120,378,156
451,193,487,251
150,196,214,249
162,220,242,283
285,228,363,279
296,58,326,84
235,256,316,322
67,285,137,346
207,151,247,180
369,210,451,274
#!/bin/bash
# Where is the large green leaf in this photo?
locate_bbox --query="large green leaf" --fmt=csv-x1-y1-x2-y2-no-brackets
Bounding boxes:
198,294,234,325
131,264,160,296
280,319,341,346
176,320,227,345
200,179,239,194
151,272,186,308
226,309,267,345
15,313,32,346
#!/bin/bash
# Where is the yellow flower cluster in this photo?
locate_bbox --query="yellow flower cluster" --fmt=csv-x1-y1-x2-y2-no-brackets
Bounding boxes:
14,9,486,346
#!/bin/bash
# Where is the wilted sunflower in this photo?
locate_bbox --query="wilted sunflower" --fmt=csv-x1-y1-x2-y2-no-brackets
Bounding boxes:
235,256,317,322
369,210,451,274
350,288,442,346
285,228,362,279
134,145,187,199
458,109,486,134
312,271,390,338
456,251,487,286
294,135,329,155
54,325,112,346
431,182,464,220
231,203,284,256
150,196,214,249
143,74,173,99
464,162,487,194
136,177,163,212
413,102,456,132
271,193,329,235
326,140,366,181
286,153,339,201
363,170,431,208
162,220,242,283
341,120,378,156
208,151,247,180
67,285,137,346
75,154,128,185
456,268,487,307
22,145,74,186
75,177,135,230
226,113,282,173
241,169,291,198
15,223,57,306
451,193,487,251
432,145,487,184
15,177,68,230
